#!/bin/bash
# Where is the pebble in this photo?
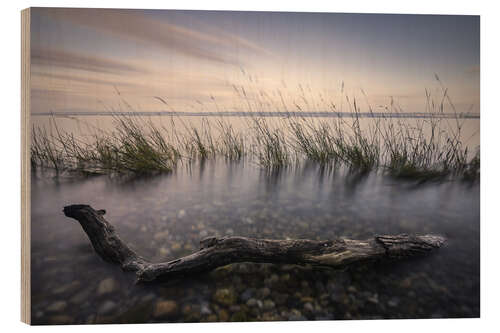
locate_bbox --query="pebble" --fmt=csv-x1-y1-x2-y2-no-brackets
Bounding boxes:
53,281,80,295
200,303,212,315
303,302,314,312
230,311,248,322
154,230,170,241
240,288,254,302
181,304,192,316
158,247,170,256
141,293,156,302
274,293,288,305
388,297,400,307
218,309,229,321
70,289,91,304
206,314,218,322
263,300,275,310
368,293,379,304
47,301,67,312
288,309,306,321
213,288,236,306
229,305,241,312
280,273,290,282
97,278,117,296
98,300,117,315
301,296,314,303
258,287,271,298
267,274,279,285
246,298,258,307
153,300,179,318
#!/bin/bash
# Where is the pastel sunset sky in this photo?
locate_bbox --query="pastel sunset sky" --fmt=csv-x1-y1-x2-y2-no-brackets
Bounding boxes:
30,8,480,114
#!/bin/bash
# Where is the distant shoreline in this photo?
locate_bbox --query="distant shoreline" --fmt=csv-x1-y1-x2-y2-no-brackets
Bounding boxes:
32,111,480,119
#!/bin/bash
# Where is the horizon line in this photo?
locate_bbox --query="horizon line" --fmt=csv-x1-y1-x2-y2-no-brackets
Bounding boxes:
31,111,480,119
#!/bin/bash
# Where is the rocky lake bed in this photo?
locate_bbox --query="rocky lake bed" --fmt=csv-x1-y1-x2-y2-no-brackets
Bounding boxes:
30,161,479,324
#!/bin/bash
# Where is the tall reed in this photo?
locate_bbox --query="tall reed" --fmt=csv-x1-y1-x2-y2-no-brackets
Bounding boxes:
31,79,479,181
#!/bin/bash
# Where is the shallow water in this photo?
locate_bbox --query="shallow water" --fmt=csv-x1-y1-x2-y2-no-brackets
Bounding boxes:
31,161,479,324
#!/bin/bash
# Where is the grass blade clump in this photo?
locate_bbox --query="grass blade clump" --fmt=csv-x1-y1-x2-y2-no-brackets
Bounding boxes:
109,116,180,174
252,118,291,169
32,115,180,175
216,120,245,161
289,121,338,165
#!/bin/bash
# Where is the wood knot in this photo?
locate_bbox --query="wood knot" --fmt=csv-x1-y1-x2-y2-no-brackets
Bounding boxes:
200,236,218,249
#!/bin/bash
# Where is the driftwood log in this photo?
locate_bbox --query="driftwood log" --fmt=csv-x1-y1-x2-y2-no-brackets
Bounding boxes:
63,204,445,283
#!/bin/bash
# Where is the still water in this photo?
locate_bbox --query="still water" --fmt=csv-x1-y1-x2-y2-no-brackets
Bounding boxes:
31,160,479,324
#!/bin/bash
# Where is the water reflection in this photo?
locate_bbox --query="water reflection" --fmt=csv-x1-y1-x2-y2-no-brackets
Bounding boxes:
31,161,479,324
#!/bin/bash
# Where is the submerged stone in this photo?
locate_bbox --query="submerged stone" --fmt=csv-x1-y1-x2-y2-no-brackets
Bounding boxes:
200,303,212,315
240,288,254,302
98,300,117,315
218,309,230,321
177,210,186,218
153,300,179,318
213,288,236,306
230,311,248,322
97,277,117,296
47,301,67,312
263,300,275,310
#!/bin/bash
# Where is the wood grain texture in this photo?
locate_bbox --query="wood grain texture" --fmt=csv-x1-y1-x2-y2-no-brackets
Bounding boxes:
21,7,31,325
63,204,446,283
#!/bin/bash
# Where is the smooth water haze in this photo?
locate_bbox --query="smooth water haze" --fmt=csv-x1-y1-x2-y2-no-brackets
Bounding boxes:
31,156,479,324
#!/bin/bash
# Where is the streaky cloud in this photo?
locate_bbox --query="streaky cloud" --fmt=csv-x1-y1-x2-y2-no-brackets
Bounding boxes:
31,70,143,88
31,47,146,75
40,8,270,66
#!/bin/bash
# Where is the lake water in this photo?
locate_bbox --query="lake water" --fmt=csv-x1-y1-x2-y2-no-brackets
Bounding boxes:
30,158,480,324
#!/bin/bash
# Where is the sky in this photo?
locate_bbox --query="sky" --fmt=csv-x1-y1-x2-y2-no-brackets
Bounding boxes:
30,8,480,115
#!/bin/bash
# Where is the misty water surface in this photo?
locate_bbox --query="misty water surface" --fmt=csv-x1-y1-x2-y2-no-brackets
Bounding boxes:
31,158,479,324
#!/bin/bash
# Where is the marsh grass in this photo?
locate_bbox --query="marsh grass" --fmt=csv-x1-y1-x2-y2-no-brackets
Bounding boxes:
32,115,181,175
252,118,291,169
184,118,217,160
376,79,477,181
216,120,245,161
31,80,479,181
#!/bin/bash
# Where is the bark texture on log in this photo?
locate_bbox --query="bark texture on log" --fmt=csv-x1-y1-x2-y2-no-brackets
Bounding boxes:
63,204,446,283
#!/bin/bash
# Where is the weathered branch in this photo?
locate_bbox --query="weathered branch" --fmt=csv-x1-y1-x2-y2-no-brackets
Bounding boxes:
63,204,446,283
